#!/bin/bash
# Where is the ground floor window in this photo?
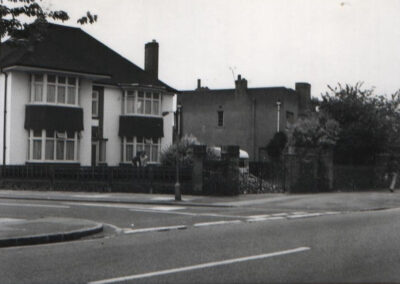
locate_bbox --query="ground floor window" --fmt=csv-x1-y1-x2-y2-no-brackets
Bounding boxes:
28,129,79,162
121,136,160,164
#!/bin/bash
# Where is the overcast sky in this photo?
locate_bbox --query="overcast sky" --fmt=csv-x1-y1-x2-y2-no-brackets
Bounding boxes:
47,0,400,98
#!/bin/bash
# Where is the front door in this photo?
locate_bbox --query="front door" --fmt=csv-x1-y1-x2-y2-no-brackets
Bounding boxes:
91,142,98,167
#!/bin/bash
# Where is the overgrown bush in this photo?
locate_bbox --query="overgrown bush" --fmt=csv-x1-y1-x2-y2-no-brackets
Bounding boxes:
266,132,287,159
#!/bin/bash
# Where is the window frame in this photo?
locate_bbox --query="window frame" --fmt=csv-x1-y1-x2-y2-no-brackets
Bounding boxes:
123,90,162,116
28,129,79,162
92,90,99,118
121,136,161,163
217,110,224,127
30,74,80,107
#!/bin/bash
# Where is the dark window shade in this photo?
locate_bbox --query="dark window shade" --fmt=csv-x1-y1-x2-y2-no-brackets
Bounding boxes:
25,105,84,132
119,116,163,138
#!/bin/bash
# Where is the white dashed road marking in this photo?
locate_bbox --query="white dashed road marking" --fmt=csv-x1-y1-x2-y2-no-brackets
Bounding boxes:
0,202,70,209
194,220,242,227
0,218,26,223
123,225,187,234
287,213,323,219
247,216,285,222
88,246,311,284
148,206,186,211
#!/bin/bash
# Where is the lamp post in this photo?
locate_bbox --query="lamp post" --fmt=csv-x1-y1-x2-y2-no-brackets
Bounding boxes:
276,99,281,132
174,103,182,201
162,103,182,201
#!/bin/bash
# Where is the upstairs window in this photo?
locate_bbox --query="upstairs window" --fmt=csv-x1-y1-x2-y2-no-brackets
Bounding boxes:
123,90,161,116
217,110,224,127
92,90,99,118
31,74,79,106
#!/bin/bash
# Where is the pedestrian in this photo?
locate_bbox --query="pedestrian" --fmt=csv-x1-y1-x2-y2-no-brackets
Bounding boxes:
139,151,148,167
132,152,141,167
386,154,398,192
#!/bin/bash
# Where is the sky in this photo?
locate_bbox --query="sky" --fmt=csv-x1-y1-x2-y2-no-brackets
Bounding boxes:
44,0,400,98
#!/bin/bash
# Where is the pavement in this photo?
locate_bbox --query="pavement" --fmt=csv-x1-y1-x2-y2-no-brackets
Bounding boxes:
0,217,103,248
1,188,400,248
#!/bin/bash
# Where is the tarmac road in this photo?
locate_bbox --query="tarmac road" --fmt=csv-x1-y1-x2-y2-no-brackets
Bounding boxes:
1,193,400,283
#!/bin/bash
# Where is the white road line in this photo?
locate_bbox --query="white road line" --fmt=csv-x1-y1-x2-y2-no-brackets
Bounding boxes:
287,213,322,219
128,208,249,219
247,216,285,222
323,211,340,215
0,218,26,223
66,202,187,212
147,206,186,211
88,246,311,284
123,225,187,234
194,220,242,227
129,208,199,216
0,202,70,209
271,213,289,217
248,214,271,218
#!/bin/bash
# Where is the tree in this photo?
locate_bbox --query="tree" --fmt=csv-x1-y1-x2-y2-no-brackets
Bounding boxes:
266,131,287,160
319,83,400,164
160,134,219,167
288,111,340,151
160,134,200,167
0,0,97,56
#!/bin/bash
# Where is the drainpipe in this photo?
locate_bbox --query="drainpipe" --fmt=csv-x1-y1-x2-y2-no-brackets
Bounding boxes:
1,69,8,167
252,98,256,161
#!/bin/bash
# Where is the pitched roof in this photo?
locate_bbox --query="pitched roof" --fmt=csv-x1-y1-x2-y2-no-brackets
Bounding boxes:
0,23,176,92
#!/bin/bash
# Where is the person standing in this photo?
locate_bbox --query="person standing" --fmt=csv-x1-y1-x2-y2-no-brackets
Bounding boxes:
386,154,398,192
139,151,148,167
132,152,141,167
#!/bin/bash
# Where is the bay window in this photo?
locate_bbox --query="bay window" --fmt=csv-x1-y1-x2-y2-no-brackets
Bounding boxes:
123,90,161,116
121,136,160,163
31,74,79,106
28,129,79,162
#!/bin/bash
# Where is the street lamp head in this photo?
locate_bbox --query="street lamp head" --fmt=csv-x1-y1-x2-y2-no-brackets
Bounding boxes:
276,99,281,106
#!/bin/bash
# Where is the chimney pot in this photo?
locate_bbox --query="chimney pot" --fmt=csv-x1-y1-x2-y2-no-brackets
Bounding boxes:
197,79,201,89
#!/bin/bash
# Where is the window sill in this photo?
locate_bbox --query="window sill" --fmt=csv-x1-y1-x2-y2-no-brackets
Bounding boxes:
122,113,162,118
27,160,79,164
27,103,81,108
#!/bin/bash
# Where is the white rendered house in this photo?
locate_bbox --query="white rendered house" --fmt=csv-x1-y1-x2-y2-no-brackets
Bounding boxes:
0,24,176,166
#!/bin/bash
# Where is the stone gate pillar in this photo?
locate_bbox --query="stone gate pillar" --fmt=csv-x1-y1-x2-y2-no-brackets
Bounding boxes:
192,145,207,193
221,145,240,195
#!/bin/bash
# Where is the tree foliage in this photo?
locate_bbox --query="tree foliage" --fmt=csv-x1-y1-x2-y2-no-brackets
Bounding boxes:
160,134,220,167
319,82,400,164
160,134,200,167
288,111,340,150
266,131,287,159
0,0,97,45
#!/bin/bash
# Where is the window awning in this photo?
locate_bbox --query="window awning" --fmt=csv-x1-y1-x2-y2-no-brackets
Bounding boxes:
119,116,164,138
24,105,84,132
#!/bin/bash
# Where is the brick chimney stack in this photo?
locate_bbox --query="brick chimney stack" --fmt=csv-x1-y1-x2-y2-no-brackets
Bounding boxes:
145,40,159,79
235,74,248,95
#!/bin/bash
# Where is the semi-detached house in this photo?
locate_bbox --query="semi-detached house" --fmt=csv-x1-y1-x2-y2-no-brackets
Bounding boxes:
0,23,176,166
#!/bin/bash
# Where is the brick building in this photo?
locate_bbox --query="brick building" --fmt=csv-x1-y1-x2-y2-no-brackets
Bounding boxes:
178,75,311,161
